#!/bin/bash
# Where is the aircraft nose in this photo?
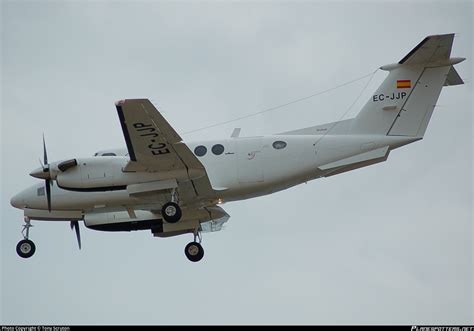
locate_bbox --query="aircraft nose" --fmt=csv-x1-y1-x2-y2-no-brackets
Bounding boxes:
10,192,25,209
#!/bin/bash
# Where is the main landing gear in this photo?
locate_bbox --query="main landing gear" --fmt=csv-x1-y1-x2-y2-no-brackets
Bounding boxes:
161,202,182,223
184,230,204,262
161,188,182,223
16,217,36,259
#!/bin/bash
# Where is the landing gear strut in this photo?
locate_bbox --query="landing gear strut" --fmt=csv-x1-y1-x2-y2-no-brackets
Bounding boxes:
184,230,204,262
16,217,36,259
161,188,182,223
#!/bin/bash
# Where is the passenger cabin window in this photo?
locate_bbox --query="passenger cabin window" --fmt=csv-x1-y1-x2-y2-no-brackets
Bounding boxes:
194,145,207,157
272,141,287,150
211,144,224,155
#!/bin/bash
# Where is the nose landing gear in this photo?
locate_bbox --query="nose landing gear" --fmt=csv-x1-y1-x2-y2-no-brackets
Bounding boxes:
16,217,36,258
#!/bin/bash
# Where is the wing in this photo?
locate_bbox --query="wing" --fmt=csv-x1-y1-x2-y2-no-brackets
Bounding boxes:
116,99,217,202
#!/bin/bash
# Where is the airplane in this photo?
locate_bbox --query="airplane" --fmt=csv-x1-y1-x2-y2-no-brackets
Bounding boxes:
10,33,465,262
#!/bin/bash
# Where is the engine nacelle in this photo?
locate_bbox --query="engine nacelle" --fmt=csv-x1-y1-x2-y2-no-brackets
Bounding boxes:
56,157,169,190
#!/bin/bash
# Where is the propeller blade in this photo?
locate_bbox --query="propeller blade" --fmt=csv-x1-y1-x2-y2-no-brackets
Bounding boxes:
70,221,82,250
45,179,52,212
43,134,48,165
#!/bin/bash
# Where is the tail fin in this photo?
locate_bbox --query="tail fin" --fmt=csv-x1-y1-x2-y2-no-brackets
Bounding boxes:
351,33,464,137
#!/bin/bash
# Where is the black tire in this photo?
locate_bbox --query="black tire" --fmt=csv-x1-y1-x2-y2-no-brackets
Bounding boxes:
161,202,182,223
16,239,36,258
184,242,204,262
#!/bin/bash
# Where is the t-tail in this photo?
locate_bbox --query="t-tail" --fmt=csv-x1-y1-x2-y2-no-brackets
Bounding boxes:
351,33,465,137
282,34,465,138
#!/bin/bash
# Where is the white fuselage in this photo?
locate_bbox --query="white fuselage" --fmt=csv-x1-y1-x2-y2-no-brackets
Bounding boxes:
12,134,416,214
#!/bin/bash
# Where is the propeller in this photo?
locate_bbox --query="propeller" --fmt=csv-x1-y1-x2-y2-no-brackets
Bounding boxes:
29,135,54,211
41,135,52,212
31,136,82,248
30,136,78,213
70,221,82,250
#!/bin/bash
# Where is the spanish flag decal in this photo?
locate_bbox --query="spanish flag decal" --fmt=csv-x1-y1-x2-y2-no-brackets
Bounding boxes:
397,80,411,89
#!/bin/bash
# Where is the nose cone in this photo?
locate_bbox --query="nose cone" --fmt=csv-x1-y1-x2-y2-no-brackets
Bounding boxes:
30,166,49,180
10,192,25,209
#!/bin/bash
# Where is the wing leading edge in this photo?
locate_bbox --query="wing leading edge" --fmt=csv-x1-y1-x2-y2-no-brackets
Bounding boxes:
115,99,217,202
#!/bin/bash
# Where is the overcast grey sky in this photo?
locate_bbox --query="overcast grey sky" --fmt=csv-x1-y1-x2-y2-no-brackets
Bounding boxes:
1,0,472,325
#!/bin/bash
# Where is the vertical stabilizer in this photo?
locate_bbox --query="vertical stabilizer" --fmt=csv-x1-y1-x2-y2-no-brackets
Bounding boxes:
350,34,464,137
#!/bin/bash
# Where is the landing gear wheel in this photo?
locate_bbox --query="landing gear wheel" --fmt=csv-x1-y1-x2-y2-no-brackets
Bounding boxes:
161,202,182,223
16,239,36,258
184,242,204,262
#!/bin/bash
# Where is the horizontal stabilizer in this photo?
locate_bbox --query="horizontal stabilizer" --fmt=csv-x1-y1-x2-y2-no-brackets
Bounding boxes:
322,152,389,177
399,34,454,65
318,146,390,177
319,146,389,171
444,66,464,86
